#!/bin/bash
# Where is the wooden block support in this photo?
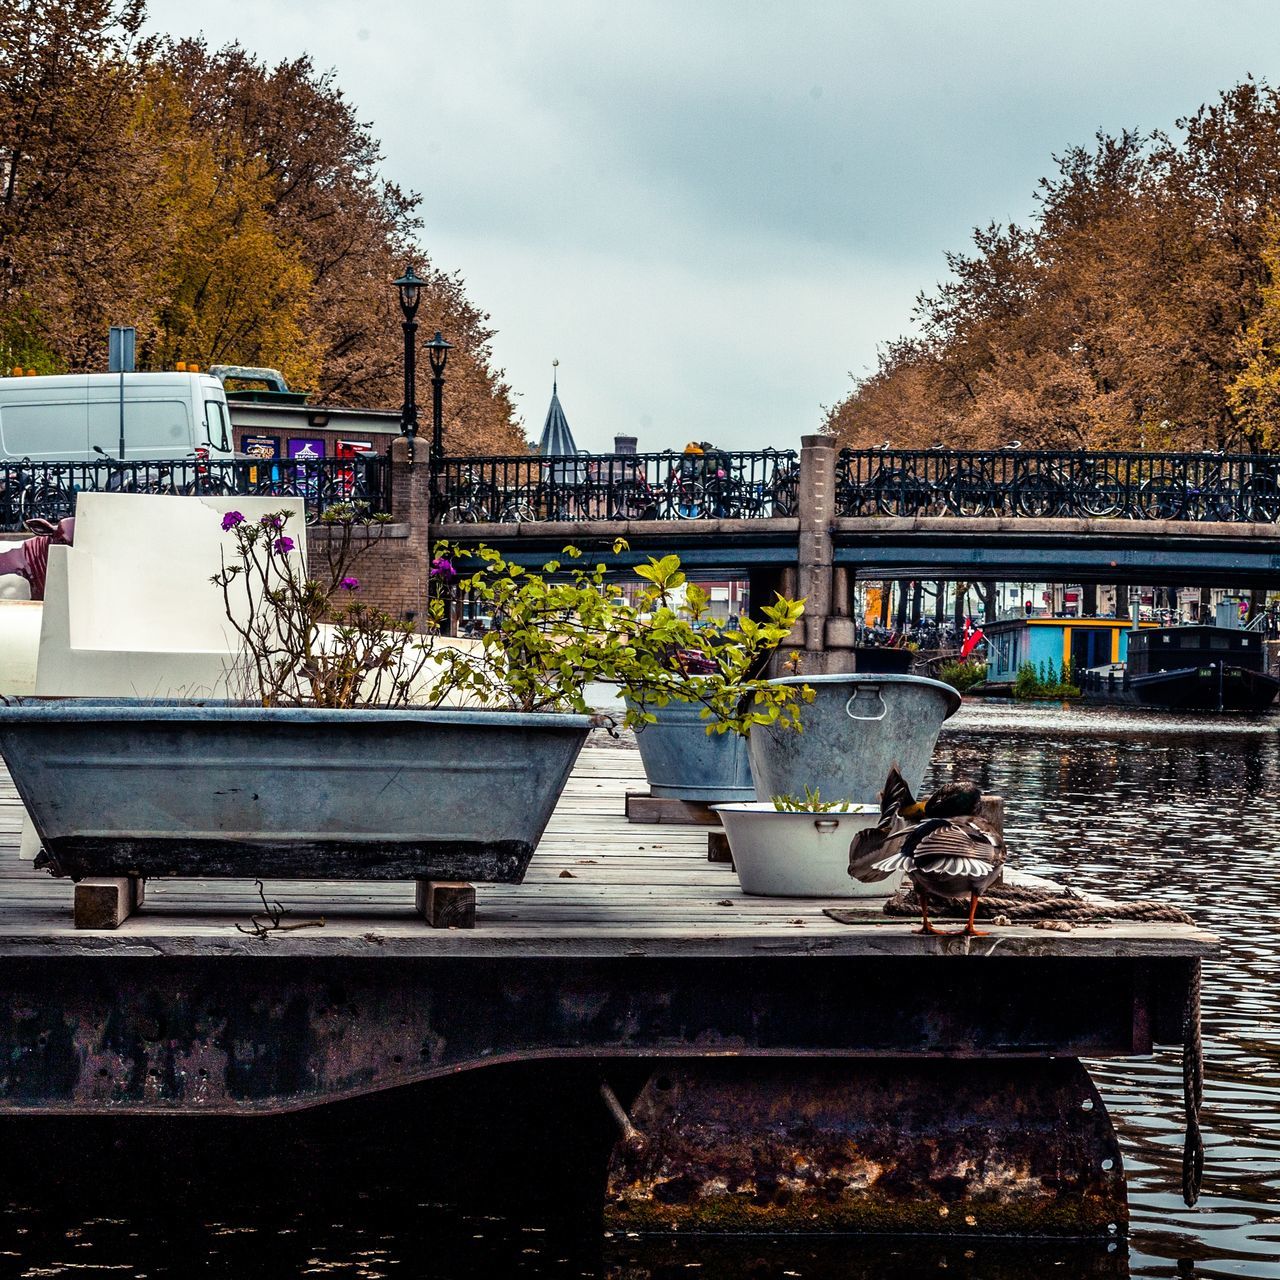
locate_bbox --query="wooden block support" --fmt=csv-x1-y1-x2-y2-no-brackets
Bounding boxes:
74,877,144,930
977,794,1004,838
625,791,721,826
707,831,733,865
415,880,476,929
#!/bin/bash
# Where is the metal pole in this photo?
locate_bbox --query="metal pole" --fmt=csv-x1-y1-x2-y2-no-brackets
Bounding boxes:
401,316,418,465
431,361,444,472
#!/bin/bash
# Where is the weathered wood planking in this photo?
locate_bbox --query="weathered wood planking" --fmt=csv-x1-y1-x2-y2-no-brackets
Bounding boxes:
0,751,1217,959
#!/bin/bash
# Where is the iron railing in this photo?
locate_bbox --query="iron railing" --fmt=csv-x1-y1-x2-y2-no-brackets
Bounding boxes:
834,448,1280,521
435,449,800,523
0,455,392,532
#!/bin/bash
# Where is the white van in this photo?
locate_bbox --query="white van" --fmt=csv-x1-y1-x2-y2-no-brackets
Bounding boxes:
0,372,235,463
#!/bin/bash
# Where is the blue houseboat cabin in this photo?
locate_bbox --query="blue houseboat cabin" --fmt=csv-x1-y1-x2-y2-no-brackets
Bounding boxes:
984,617,1155,684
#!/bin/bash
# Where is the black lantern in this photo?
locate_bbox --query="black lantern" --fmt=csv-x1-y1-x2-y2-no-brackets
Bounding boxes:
424,331,453,471
392,266,426,462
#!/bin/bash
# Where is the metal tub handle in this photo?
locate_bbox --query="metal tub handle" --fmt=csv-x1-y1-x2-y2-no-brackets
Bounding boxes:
813,818,839,831
845,685,887,722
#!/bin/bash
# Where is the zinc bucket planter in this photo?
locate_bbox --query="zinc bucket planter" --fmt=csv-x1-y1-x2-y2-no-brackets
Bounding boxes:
0,699,591,884
628,697,754,802
713,802,898,897
748,674,961,806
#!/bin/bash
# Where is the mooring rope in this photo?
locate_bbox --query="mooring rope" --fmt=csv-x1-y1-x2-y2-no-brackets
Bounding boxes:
882,881,1197,924
880,882,1204,1206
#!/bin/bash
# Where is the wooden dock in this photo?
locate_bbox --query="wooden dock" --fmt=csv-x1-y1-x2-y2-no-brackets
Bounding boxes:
0,743,1217,1236
0,744,1218,960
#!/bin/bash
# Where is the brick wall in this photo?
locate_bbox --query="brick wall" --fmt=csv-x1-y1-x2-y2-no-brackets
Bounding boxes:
306,436,432,620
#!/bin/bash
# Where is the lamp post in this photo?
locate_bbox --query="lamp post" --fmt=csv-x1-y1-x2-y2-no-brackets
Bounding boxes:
392,266,425,464
424,331,453,473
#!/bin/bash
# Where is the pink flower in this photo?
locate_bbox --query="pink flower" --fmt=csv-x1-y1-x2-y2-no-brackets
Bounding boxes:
430,556,457,581
273,536,295,555
340,576,360,592
221,511,244,531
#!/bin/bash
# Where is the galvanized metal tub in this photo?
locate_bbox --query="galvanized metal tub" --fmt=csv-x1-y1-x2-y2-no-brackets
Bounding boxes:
0,699,591,883
747,674,962,805
627,697,754,802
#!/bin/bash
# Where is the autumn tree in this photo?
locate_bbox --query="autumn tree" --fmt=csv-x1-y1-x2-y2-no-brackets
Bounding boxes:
0,1,527,453
826,79,1280,454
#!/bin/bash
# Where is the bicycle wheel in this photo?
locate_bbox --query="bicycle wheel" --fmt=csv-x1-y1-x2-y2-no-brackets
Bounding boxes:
499,487,538,523
24,481,75,522
1195,481,1237,522
1012,473,1064,517
1241,474,1280,522
769,470,799,516
1135,477,1185,520
873,469,929,516
1077,465,1122,517
608,479,658,520
944,464,1000,516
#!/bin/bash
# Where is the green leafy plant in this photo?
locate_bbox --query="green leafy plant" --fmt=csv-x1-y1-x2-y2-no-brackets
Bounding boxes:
438,541,812,735
1012,658,1080,700
938,659,987,693
771,786,850,813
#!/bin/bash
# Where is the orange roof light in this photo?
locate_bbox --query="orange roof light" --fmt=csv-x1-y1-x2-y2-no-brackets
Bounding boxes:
24,368,35,377
189,363,200,373
175,360,187,371
10,367,21,377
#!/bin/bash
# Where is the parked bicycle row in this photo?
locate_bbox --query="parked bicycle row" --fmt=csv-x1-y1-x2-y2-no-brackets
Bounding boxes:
436,448,800,523
835,447,1280,520
0,455,391,532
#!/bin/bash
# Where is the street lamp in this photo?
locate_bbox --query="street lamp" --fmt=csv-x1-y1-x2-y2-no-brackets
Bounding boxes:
392,266,425,463
424,331,453,472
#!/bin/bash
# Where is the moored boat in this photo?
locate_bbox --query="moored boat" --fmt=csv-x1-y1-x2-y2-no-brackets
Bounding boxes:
1082,625,1280,712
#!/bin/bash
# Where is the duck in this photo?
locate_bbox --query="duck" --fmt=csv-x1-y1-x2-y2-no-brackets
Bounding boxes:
849,765,1005,937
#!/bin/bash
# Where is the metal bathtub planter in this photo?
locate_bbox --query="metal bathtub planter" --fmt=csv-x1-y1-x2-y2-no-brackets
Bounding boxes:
0,700,591,883
747,673,962,806
627,697,754,802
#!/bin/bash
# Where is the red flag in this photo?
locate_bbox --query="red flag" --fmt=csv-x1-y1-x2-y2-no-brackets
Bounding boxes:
960,617,985,659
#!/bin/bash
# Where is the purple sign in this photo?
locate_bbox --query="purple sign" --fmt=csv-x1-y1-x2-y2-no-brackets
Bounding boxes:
287,438,325,462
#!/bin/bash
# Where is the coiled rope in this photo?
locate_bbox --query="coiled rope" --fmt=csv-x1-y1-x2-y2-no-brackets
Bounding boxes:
880,883,1205,1207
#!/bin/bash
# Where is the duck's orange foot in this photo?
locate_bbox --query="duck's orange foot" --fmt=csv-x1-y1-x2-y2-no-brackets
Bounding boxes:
918,920,962,937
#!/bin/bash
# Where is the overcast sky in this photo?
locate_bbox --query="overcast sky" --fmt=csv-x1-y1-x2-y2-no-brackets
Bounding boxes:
147,0,1279,452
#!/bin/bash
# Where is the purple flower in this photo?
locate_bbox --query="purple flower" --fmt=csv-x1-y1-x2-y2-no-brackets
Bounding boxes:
340,576,360,592
260,514,285,530
430,556,457,581
221,511,244,531
273,535,295,555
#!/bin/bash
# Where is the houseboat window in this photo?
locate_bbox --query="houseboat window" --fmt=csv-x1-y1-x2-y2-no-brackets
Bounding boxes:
1210,636,1229,649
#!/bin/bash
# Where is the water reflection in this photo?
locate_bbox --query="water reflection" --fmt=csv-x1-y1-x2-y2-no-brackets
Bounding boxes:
929,703,1280,1278
0,704,1276,1277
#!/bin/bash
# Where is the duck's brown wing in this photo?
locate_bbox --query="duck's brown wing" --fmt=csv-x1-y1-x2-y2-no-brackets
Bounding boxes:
909,817,1005,880
848,815,911,883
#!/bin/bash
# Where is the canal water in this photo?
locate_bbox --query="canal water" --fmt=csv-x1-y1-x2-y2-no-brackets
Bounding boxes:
1,702,1277,1278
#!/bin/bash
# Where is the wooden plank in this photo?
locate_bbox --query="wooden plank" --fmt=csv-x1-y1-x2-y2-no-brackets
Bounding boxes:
73,877,143,930
415,880,476,929
625,792,722,826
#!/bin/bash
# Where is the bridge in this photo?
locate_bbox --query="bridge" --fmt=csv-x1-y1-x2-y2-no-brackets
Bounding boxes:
433,437,1280,673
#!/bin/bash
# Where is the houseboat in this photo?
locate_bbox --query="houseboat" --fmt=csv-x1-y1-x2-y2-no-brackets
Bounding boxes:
983,616,1145,692
1081,625,1280,712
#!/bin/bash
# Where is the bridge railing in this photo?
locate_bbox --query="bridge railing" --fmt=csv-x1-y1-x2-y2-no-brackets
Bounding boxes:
835,448,1280,521
0,455,392,532
436,449,800,522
